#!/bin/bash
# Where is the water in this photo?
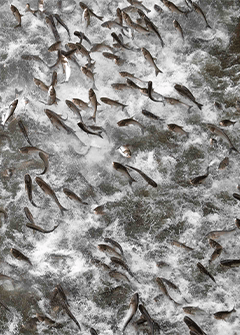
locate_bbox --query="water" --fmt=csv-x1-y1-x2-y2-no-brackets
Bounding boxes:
0,0,240,334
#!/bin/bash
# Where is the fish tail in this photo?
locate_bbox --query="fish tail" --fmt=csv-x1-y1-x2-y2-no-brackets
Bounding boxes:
187,106,193,112
122,104,128,111
60,206,68,216
206,23,212,29
229,146,239,154
196,102,203,110
129,178,137,186
31,200,39,208
155,67,162,76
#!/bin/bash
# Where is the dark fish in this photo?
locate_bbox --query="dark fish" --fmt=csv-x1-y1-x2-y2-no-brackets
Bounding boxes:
156,277,181,305
220,259,240,268
48,41,62,52
197,262,216,283
173,19,184,40
190,167,209,185
90,328,98,335
51,71,57,87
192,2,211,29
183,316,207,335
63,188,88,205
125,165,157,188
142,110,163,121
25,174,38,207
117,118,145,134
138,304,155,335
21,54,49,68
209,247,222,264
112,162,136,185
98,243,123,258
35,177,67,215
219,120,236,127
206,228,236,240
206,123,238,153
122,293,139,331
10,248,32,265
213,308,236,320
183,306,206,316
171,240,194,251
19,146,51,157
0,208,8,223
111,32,132,50
174,84,203,110
24,207,35,224
53,14,71,39
110,257,135,278
77,122,103,139
168,124,188,136
100,97,128,111
33,78,49,92
45,15,61,42
10,5,23,28
74,31,92,45
26,222,59,234
218,157,229,170
94,205,105,215
104,238,124,255
18,120,34,146
37,152,49,175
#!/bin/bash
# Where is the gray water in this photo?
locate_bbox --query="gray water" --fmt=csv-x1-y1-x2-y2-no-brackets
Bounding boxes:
0,0,240,334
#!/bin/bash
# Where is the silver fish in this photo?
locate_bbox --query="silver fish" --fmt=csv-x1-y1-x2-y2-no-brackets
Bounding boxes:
112,162,136,185
122,293,139,331
1,99,18,128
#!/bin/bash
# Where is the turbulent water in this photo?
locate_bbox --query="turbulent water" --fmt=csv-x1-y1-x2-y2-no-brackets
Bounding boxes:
1,0,240,334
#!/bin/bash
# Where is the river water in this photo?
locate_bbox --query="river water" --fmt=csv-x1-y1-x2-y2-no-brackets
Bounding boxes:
0,0,240,334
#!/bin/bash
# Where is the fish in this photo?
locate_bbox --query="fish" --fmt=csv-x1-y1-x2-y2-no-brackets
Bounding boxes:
174,84,203,110
111,257,135,278
213,308,236,320
45,15,61,42
79,2,103,21
111,32,132,50
83,8,90,28
117,118,145,134
108,270,130,282
125,165,157,188
104,238,124,256
119,71,148,84
18,120,34,146
154,4,163,13
90,328,98,335
0,208,8,223
156,277,181,305
140,13,164,47
90,41,115,53
10,248,32,266
65,100,83,122
98,243,123,258
61,300,81,330
19,146,51,157
44,109,78,138
1,99,18,129
51,71,57,87
10,5,23,28
142,110,163,121
161,0,189,16
183,316,207,335
190,166,210,185
25,174,38,207
47,85,57,105
35,177,67,215
126,78,143,90
118,145,131,158
168,124,188,136
72,98,90,111
21,54,49,68
192,2,211,29
127,0,151,13
141,47,162,76
101,21,128,31
173,20,184,40
164,96,192,110
88,88,99,122
208,239,222,249
113,162,136,185
220,259,240,268
160,277,179,291
138,304,155,335
26,222,59,234
197,262,216,283
60,53,71,82
147,81,163,102
233,193,240,202
171,240,194,251
81,66,97,90
219,120,236,127
53,14,71,39
111,83,130,90
209,247,222,264
102,52,126,66
37,152,49,175
74,31,92,45
24,207,35,224
122,293,139,331
218,157,229,170
206,228,236,240
63,188,88,205
48,41,62,52
33,78,49,92
183,306,206,316
100,97,128,111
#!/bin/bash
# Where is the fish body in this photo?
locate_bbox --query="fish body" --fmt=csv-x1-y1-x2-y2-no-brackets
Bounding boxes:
183,316,207,335
171,240,193,251
10,5,22,28
218,157,229,170
25,174,38,207
60,54,71,82
63,188,88,205
190,167,209,185
98,243,123,258
183,306,206,316
100,97,128,110
141,47,162,76
138,304,154,335
10,248,32,265
44,109,76,136
126,165,157,188
77,122,103,138
79,2,103,21
209,247,222,264
101,21,128,31
173,20,184,40
220,259,240,268
164,96,192,109
206,228,236,240
168,123,188,136
219,120,236,127
35,177,67,215
45,15,61,42
83,8,90,28
156,277,180,305
91,42,114,53
24,207,35,224
33,78,49,92
1,99,18,128
72,98,90,111
19,146,50,157
145,18,164,47
111,83,129,90
127,0,151,13
112,162,136,185
48,41,62,52
118,145,131,158
161,0,189,15
174,84,202,109
142,110,162,121
47,85,57,105
111,32,131,50
109,270,130,282
89,88,99,122
117,118,144,134
51,71,57,87
38,152,49,175
81,66,97,90
214,309,236,320
104,238,124,255
18,120,33,146
197,262,216,283
192,2,211,29
65,100,83,121
53,14,70,39
26,223,59,234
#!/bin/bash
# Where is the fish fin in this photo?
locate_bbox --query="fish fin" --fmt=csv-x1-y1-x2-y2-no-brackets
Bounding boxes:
60,207,68,215
206,24,212,29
